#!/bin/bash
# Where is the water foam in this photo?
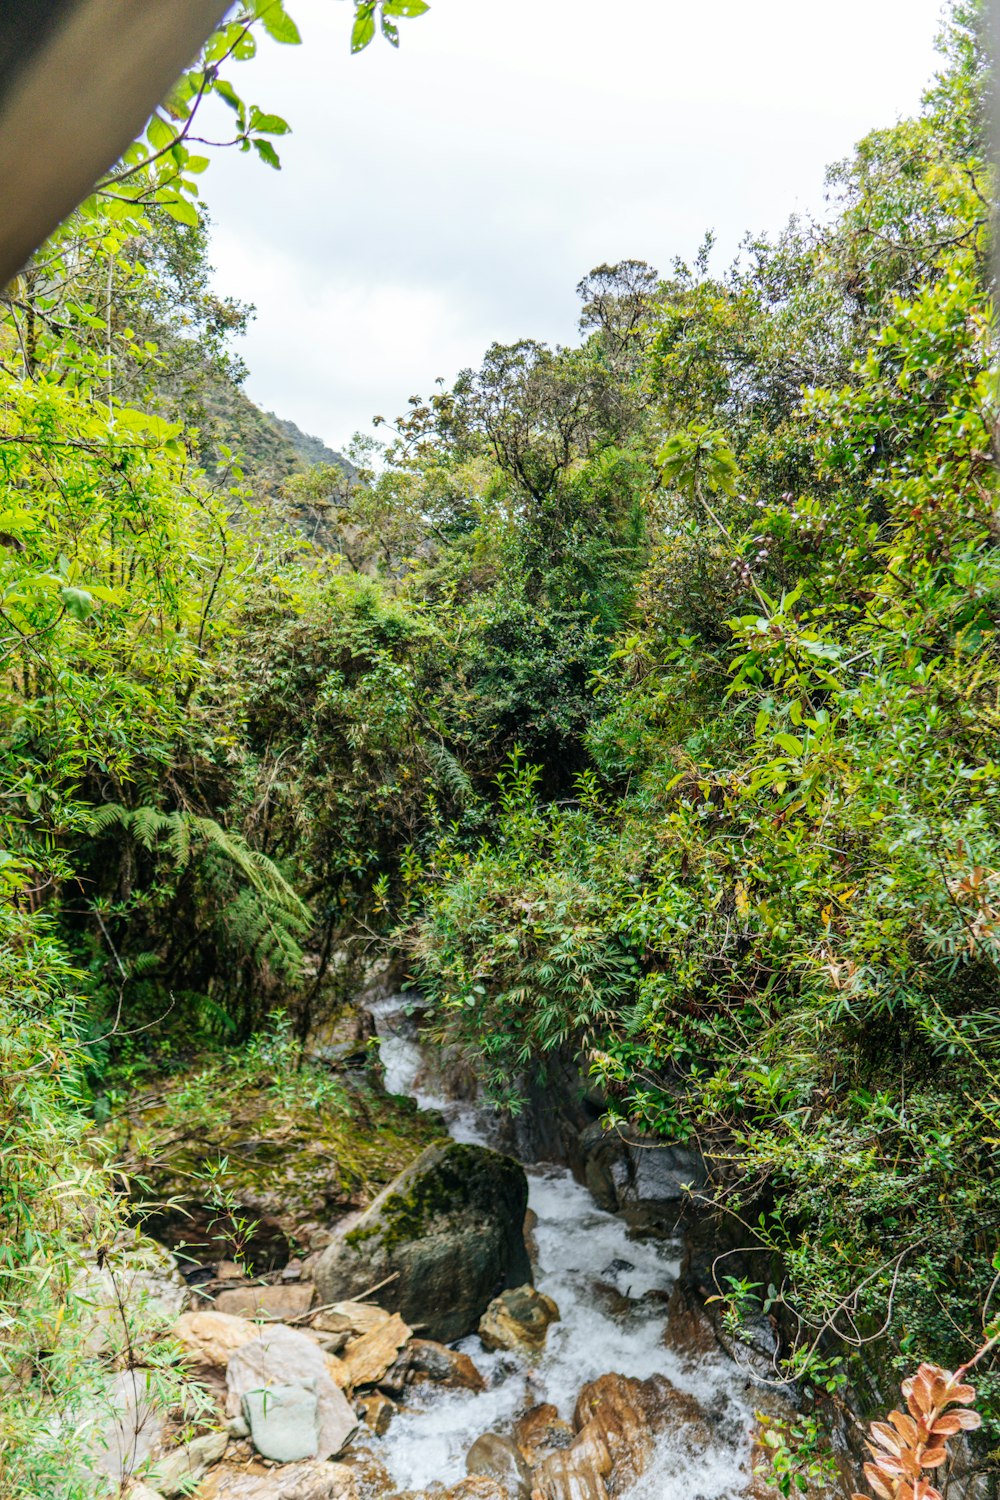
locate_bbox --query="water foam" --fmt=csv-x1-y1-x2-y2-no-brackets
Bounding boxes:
367,997,757,1496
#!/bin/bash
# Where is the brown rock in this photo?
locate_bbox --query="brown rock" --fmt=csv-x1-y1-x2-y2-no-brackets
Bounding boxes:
175,1311,259,1368
357,1392,397,1437
445,1481,511,1500
478,1286,559,1354
214,1283,315,1321
312,1303,392,1339
513,1405,574,1468
340,1312,411,1388
573,1375,661,1494
530,1423,612,1500
339,1447,396,1500
381,1338,486,1394
571,1374,714,1494
197,1460,357,1500
523,1209,539,1264
466,1433,533,1499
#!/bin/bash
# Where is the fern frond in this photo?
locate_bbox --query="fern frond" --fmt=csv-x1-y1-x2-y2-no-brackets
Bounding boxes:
425,740,474,805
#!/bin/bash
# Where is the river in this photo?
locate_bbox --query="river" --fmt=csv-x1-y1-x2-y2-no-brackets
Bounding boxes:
365,995,763,1499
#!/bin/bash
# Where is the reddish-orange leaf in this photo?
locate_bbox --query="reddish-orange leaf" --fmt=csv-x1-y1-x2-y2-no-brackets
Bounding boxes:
889,1409,919,1443
870,1421,905,1456
863,1462,897,1500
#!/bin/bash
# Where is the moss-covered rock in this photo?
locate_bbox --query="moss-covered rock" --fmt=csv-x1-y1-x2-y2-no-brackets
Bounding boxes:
110,1057,442,1270
313,1141,531,1342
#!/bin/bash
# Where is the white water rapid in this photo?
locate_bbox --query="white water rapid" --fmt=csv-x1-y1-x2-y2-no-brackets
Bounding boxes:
367,996,761,1499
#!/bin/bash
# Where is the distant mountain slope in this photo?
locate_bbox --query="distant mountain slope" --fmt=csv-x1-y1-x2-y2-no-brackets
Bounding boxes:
267,412,357,478
195,380,356,495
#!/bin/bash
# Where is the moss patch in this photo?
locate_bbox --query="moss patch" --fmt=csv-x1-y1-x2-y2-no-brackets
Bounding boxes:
108,1051,443,1266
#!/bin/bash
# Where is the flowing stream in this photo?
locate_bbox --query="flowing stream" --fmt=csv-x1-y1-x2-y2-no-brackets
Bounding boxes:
366,996,761,1499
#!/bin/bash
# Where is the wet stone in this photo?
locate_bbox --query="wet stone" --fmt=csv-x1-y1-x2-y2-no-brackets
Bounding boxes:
465,1433,533,1500
513,1404,575,1467
477,1285,560,1354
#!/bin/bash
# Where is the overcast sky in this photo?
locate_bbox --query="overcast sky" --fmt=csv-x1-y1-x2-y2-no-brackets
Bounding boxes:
203,0,947,453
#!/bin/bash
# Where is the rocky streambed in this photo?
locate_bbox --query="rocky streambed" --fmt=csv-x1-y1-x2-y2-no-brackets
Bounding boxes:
355,996,822,1500
87,994,840,1500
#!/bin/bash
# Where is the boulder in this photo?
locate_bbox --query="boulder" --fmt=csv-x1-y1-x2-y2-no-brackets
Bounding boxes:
530,1424,612,1500
339,1446,396,1500
572,1373,713,1493
477,1285,559,1354
73,1242,190,1356
150,1430,228,1496
243,1382,322,1463
512,1404,574,1467
175,1310,260,1368
313,1143,531,1343
380,1338,485,1395
91,1367,169,1484
661,1282,719,1362
226,1325,358,1461
439,1482,511,1500
465,1433,532,1499
339,1312,410,1388
197,1460,357,1500
213,1283,315,1321
577,1124,706,1231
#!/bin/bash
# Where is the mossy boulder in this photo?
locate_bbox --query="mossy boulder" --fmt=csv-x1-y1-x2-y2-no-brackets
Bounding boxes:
110,1058,442,1269
313,1141,531,1342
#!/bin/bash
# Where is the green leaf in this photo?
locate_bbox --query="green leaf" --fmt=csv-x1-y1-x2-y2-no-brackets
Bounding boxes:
161,195,200,227
351,9,377,52
253,138,282,169
249,108,291,136
213,78,243,112
60,587,96,622
256,1,302,44
383,0,430,14
774,732,804,756
146,113,176,152
381,13,400,45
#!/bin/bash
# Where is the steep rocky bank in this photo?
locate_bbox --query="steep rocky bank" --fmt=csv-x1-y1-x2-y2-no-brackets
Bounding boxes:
88,993,924,1500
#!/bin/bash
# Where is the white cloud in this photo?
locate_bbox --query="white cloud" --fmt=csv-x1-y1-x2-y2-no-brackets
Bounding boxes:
205,0,948,449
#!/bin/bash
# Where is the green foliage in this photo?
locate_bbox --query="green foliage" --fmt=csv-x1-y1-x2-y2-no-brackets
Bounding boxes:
391,1,1000,1453
3,2,1000,1494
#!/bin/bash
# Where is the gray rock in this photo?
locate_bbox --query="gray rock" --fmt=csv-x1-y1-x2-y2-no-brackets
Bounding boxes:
313,1142,531,1344
243,1383,319,1463
72,1241,190,1356
91,1367,168,1482
577,1124,706,1227
466,1433,533,1499
226,1324,358,1461
151,1429,228,1496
